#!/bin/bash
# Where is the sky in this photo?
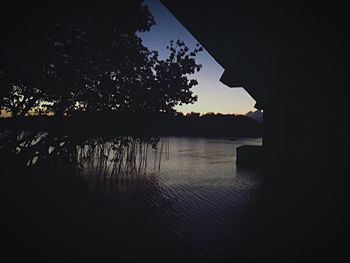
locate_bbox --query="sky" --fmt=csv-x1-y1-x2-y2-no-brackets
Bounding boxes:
140,0,256,115
1,0,256,118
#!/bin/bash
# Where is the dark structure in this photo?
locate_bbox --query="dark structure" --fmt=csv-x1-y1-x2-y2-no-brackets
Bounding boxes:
160,1,347,169
236,145,263,170
160,1,348,261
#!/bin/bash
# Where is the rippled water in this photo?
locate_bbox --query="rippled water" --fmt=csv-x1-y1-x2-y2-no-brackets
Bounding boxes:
81,137,262,256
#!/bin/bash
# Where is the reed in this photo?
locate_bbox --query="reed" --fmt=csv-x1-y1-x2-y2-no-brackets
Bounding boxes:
76,136,168,182
1,131,168,182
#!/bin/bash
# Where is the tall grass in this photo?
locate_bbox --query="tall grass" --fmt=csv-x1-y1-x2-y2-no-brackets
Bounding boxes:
77,136,168,181
1,131,168,182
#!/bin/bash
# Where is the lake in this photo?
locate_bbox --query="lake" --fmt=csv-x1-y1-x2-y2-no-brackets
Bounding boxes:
79,136,263,259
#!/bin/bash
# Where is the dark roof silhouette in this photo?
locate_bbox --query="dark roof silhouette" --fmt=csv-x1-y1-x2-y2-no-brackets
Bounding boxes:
160,1,348,111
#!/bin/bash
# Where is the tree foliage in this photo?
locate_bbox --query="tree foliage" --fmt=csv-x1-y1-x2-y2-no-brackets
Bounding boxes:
0,1,202,117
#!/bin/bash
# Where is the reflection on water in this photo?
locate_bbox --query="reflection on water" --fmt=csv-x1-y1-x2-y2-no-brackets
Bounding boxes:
3,132,262,260
81,137,263,255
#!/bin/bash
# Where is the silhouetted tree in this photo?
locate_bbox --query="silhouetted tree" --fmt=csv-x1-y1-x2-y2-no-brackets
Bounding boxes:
148,40,202,114
186,112,201,118
0,60,52,117
38,2,156,116
0,1,202,117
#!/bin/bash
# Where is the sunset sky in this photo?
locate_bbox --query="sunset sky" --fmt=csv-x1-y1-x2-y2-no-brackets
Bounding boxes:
1,0,257,118
140,0,256,114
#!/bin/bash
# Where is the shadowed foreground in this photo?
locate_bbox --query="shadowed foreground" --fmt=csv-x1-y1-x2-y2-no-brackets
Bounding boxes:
2,134,189,262
2,130,348,262
2,132,263,262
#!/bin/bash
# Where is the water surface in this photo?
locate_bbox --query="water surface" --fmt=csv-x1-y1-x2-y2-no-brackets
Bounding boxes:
82,137,262,256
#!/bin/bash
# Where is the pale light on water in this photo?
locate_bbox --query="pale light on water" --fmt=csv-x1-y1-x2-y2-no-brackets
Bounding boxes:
154,137,262,253
80,137,262,254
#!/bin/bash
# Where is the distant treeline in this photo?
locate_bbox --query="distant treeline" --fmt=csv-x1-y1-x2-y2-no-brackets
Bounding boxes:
0,112,262,138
